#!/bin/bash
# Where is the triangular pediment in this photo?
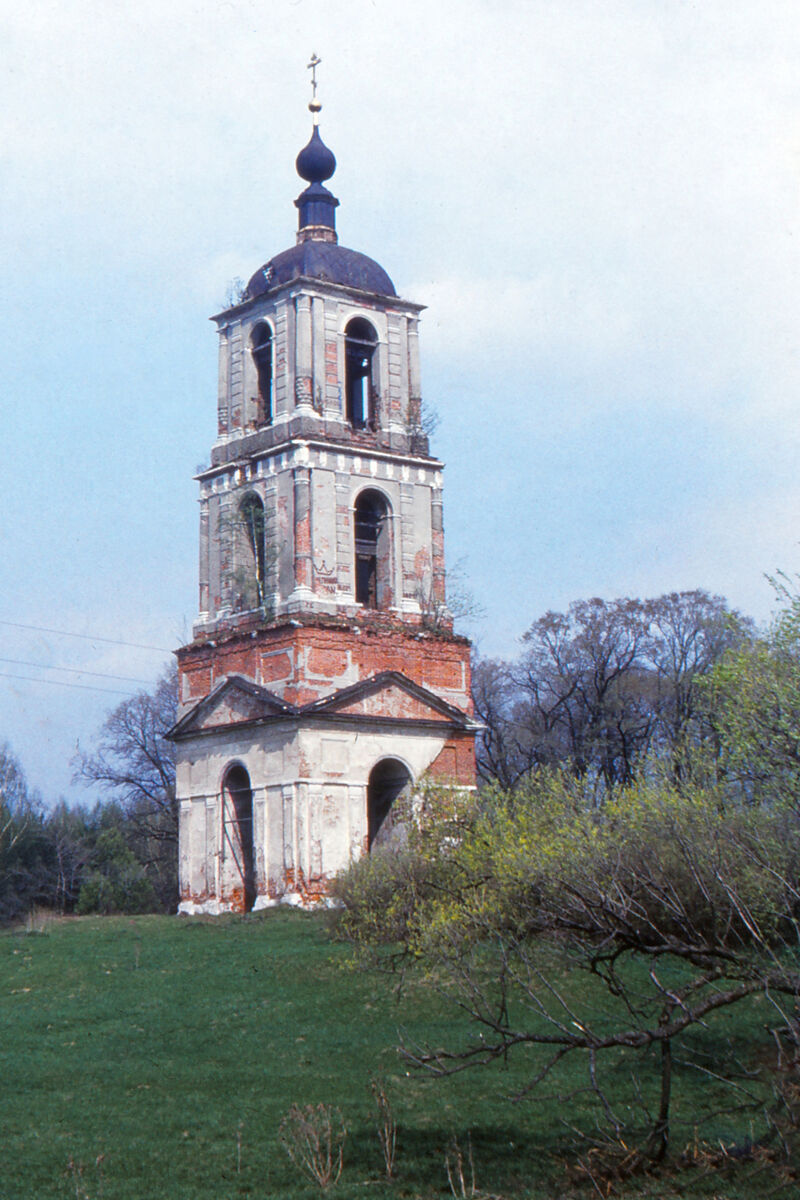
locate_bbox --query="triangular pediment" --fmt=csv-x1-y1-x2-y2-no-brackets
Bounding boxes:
170,675,295,737
301,671,473,728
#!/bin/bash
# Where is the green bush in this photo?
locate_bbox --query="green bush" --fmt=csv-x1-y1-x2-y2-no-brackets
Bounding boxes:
76,828,157,915
333,775,800,1176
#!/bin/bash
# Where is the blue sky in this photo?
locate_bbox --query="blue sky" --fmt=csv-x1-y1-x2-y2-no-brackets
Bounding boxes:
2,0,800,804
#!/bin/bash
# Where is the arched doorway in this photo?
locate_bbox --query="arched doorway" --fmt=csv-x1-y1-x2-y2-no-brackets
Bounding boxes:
222,764,256,912
367,759,412,851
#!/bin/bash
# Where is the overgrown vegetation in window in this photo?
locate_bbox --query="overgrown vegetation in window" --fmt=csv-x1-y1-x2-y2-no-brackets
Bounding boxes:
219,493,277,617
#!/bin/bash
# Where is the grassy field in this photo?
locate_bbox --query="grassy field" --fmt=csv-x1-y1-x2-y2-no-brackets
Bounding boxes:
0,910,794,1199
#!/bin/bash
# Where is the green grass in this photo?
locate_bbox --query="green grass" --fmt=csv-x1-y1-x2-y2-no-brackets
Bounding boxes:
0,911,794,1199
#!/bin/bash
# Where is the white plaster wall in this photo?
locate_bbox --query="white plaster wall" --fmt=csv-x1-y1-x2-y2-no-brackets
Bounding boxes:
385,310,408,429
198,433,443,623
312,469,337,591
176,719,451,911
294,722,450,878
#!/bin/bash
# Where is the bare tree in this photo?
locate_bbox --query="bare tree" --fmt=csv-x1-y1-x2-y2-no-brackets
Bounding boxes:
474,591,751,796
0,742,50,921
472,657,544,788
514,597,656,791
74,665,178,906
417,557,484,636
44,800,91,913
647,589,753,780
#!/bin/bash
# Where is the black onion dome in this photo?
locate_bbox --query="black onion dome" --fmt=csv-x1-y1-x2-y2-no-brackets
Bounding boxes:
245,241,396,299
295,126,336,183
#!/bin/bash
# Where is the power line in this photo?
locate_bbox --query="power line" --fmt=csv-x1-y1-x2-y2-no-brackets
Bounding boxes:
0,670,134,697
0,657,154,685
0,619,175,654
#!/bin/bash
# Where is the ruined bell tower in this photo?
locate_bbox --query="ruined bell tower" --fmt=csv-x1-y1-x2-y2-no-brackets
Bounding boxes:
172,62,478,913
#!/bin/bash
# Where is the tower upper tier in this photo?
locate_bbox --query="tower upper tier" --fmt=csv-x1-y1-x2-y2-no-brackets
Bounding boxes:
193,102,447,636
207,109,428,465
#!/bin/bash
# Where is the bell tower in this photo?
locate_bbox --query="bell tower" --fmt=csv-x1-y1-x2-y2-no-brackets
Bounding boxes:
172,61,478,913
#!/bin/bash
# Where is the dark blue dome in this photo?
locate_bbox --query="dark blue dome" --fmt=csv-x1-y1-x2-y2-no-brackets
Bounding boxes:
245,241,396,299
296,126,336,184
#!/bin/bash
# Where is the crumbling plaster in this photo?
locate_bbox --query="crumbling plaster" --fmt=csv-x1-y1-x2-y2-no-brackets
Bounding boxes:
176,717,455,915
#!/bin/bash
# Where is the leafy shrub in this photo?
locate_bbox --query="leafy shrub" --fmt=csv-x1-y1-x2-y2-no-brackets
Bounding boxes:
334,774,800,1176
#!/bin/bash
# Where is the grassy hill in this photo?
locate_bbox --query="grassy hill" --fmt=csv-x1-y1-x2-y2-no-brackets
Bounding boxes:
0,911,791,1199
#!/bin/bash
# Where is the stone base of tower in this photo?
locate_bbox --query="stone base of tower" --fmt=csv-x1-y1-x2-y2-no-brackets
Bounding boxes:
171,618,477,913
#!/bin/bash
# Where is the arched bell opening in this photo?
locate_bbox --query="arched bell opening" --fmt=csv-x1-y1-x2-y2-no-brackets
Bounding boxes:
251,322,273,425
238,492,267,610
222,764,256,912
367,758,413,851
354,489,392,609
344,317,378,429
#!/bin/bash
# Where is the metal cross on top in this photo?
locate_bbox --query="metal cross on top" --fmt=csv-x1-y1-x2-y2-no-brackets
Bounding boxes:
307,53,322,108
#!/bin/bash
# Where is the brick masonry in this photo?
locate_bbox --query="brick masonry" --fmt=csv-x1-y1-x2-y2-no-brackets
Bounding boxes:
178,618,473,713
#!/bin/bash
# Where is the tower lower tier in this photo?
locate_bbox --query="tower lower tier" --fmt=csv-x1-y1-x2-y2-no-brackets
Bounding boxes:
172,619,477,912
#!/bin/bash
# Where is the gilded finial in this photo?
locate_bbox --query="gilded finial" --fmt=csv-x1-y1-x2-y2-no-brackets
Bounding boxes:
307,53,322,124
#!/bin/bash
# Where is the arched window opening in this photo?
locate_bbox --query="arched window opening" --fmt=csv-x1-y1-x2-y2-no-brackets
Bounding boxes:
222,764,256,912
345,318,377,430
240,493,267,608
354,490,391,609
251,323,273,424
367,758,412,851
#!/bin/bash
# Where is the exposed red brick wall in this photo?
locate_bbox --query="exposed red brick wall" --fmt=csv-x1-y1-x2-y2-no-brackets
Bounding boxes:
427,735,475,786
178,618,472,712
325,341,338,392
336,684,445,721
423,658,465,692
186,666,212,700
260,650,293,682
308,646,349,677
176,618,477,787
